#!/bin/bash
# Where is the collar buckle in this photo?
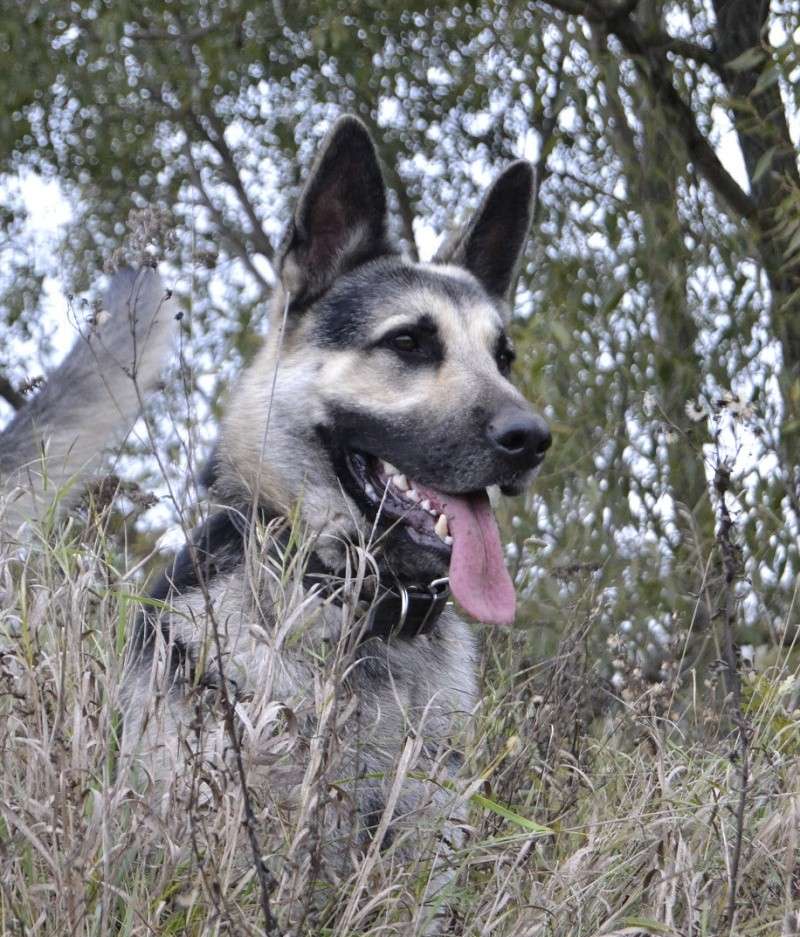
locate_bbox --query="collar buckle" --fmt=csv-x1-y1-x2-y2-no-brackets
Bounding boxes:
365,575,451,641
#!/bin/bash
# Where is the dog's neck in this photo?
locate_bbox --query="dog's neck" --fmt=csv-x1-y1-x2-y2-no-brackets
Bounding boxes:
203,470,452,640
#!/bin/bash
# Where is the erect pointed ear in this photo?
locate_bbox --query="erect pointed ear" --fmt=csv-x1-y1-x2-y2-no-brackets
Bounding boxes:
278,116,393,307
434,161,535,303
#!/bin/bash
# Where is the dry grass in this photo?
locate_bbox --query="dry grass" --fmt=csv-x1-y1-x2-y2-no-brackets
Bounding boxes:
1,487,799,937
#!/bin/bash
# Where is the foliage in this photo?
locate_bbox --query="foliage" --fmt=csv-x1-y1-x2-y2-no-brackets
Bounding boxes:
1,1,800,932
2,0,799,655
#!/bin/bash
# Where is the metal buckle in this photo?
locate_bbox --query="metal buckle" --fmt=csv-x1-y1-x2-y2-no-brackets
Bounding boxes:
428,577,450,595
396,580,409,629
361,575,452,641
412,576,450,633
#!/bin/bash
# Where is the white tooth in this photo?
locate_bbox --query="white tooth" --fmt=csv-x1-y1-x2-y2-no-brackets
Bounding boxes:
443,535,453,546
421,499,432,512
435,513,449,539
381,460,398,476
487,485,501,509
407,488,421,503
365,483,377,500
392,473,409,491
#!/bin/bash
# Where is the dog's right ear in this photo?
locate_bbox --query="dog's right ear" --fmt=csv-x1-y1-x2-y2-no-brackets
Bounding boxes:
277,116,393,307
434,161,535,305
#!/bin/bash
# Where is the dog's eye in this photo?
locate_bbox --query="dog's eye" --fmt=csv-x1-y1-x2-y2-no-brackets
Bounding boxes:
496,347,515,377
374,320,443,364
390,333,419,354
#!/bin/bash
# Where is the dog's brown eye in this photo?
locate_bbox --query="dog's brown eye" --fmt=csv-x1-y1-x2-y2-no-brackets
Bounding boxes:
390,333,419,353
374,319,443,364
497,348,515,376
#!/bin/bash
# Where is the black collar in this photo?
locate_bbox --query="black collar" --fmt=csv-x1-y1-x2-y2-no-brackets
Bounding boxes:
305,565,451,640
363,575,451,640
234,506,452,641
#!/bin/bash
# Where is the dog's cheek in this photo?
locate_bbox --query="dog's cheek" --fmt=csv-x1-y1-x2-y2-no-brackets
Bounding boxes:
290,440,374,555
317,348,438,417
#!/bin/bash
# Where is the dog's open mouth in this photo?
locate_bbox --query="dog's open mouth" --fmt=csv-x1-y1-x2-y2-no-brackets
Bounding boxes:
345,452,516,626
348,453,453,548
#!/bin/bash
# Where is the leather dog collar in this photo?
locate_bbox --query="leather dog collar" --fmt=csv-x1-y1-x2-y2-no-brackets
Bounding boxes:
362,575,451,640
237,506,452,641
301,554,451,641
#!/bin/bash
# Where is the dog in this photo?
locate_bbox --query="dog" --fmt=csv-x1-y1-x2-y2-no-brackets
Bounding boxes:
1,116,549,925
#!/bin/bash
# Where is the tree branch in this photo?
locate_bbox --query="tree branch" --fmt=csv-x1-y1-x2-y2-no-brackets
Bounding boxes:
648,36,723,75
191,109,277,262
170,12,276,266
711,0,800,295
183,143,273,296
130,25,219,42
387,161,420,262
547,0,724,72
530,45,566,225
542,0,605,17
541,0,756,222
0,375,25,411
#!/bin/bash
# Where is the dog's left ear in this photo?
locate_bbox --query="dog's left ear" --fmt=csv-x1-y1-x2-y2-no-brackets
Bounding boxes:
435,161,535,304
278,116,393,307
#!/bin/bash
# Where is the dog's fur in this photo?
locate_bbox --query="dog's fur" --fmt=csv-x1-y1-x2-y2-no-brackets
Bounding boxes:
0,266,176,533
0,117,548,921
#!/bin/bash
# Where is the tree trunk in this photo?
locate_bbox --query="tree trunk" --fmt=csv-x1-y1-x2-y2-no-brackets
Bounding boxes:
713,0,800,432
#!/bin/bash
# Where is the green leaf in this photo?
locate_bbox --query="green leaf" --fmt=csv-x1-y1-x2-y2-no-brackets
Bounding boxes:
784,222,800,261
619,919,673,934
470,792,554,835
753,64,780,95
752,145,777,183
725,46,766,72
550,319,572,349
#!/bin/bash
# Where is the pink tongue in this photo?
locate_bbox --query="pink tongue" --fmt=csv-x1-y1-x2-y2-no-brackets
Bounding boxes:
434,489,516,626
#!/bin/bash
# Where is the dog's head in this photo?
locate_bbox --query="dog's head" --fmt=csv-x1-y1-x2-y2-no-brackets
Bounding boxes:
220,117,549,624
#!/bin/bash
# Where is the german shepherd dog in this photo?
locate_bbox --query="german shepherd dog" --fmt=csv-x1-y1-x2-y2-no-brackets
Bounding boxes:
0,117,549,921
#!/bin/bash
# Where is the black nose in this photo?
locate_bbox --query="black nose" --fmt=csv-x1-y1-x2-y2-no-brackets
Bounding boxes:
487,408,551,465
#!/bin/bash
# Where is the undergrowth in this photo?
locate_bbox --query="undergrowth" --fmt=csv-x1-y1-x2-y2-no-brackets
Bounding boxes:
0,486,799,937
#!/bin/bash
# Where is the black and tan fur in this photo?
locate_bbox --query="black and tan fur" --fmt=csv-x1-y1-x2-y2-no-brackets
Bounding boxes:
0,117,550,922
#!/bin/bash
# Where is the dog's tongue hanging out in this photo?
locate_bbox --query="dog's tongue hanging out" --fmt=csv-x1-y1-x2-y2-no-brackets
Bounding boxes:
430,488,516,626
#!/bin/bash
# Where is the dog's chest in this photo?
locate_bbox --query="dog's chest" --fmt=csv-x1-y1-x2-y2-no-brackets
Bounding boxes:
163,558,480,744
